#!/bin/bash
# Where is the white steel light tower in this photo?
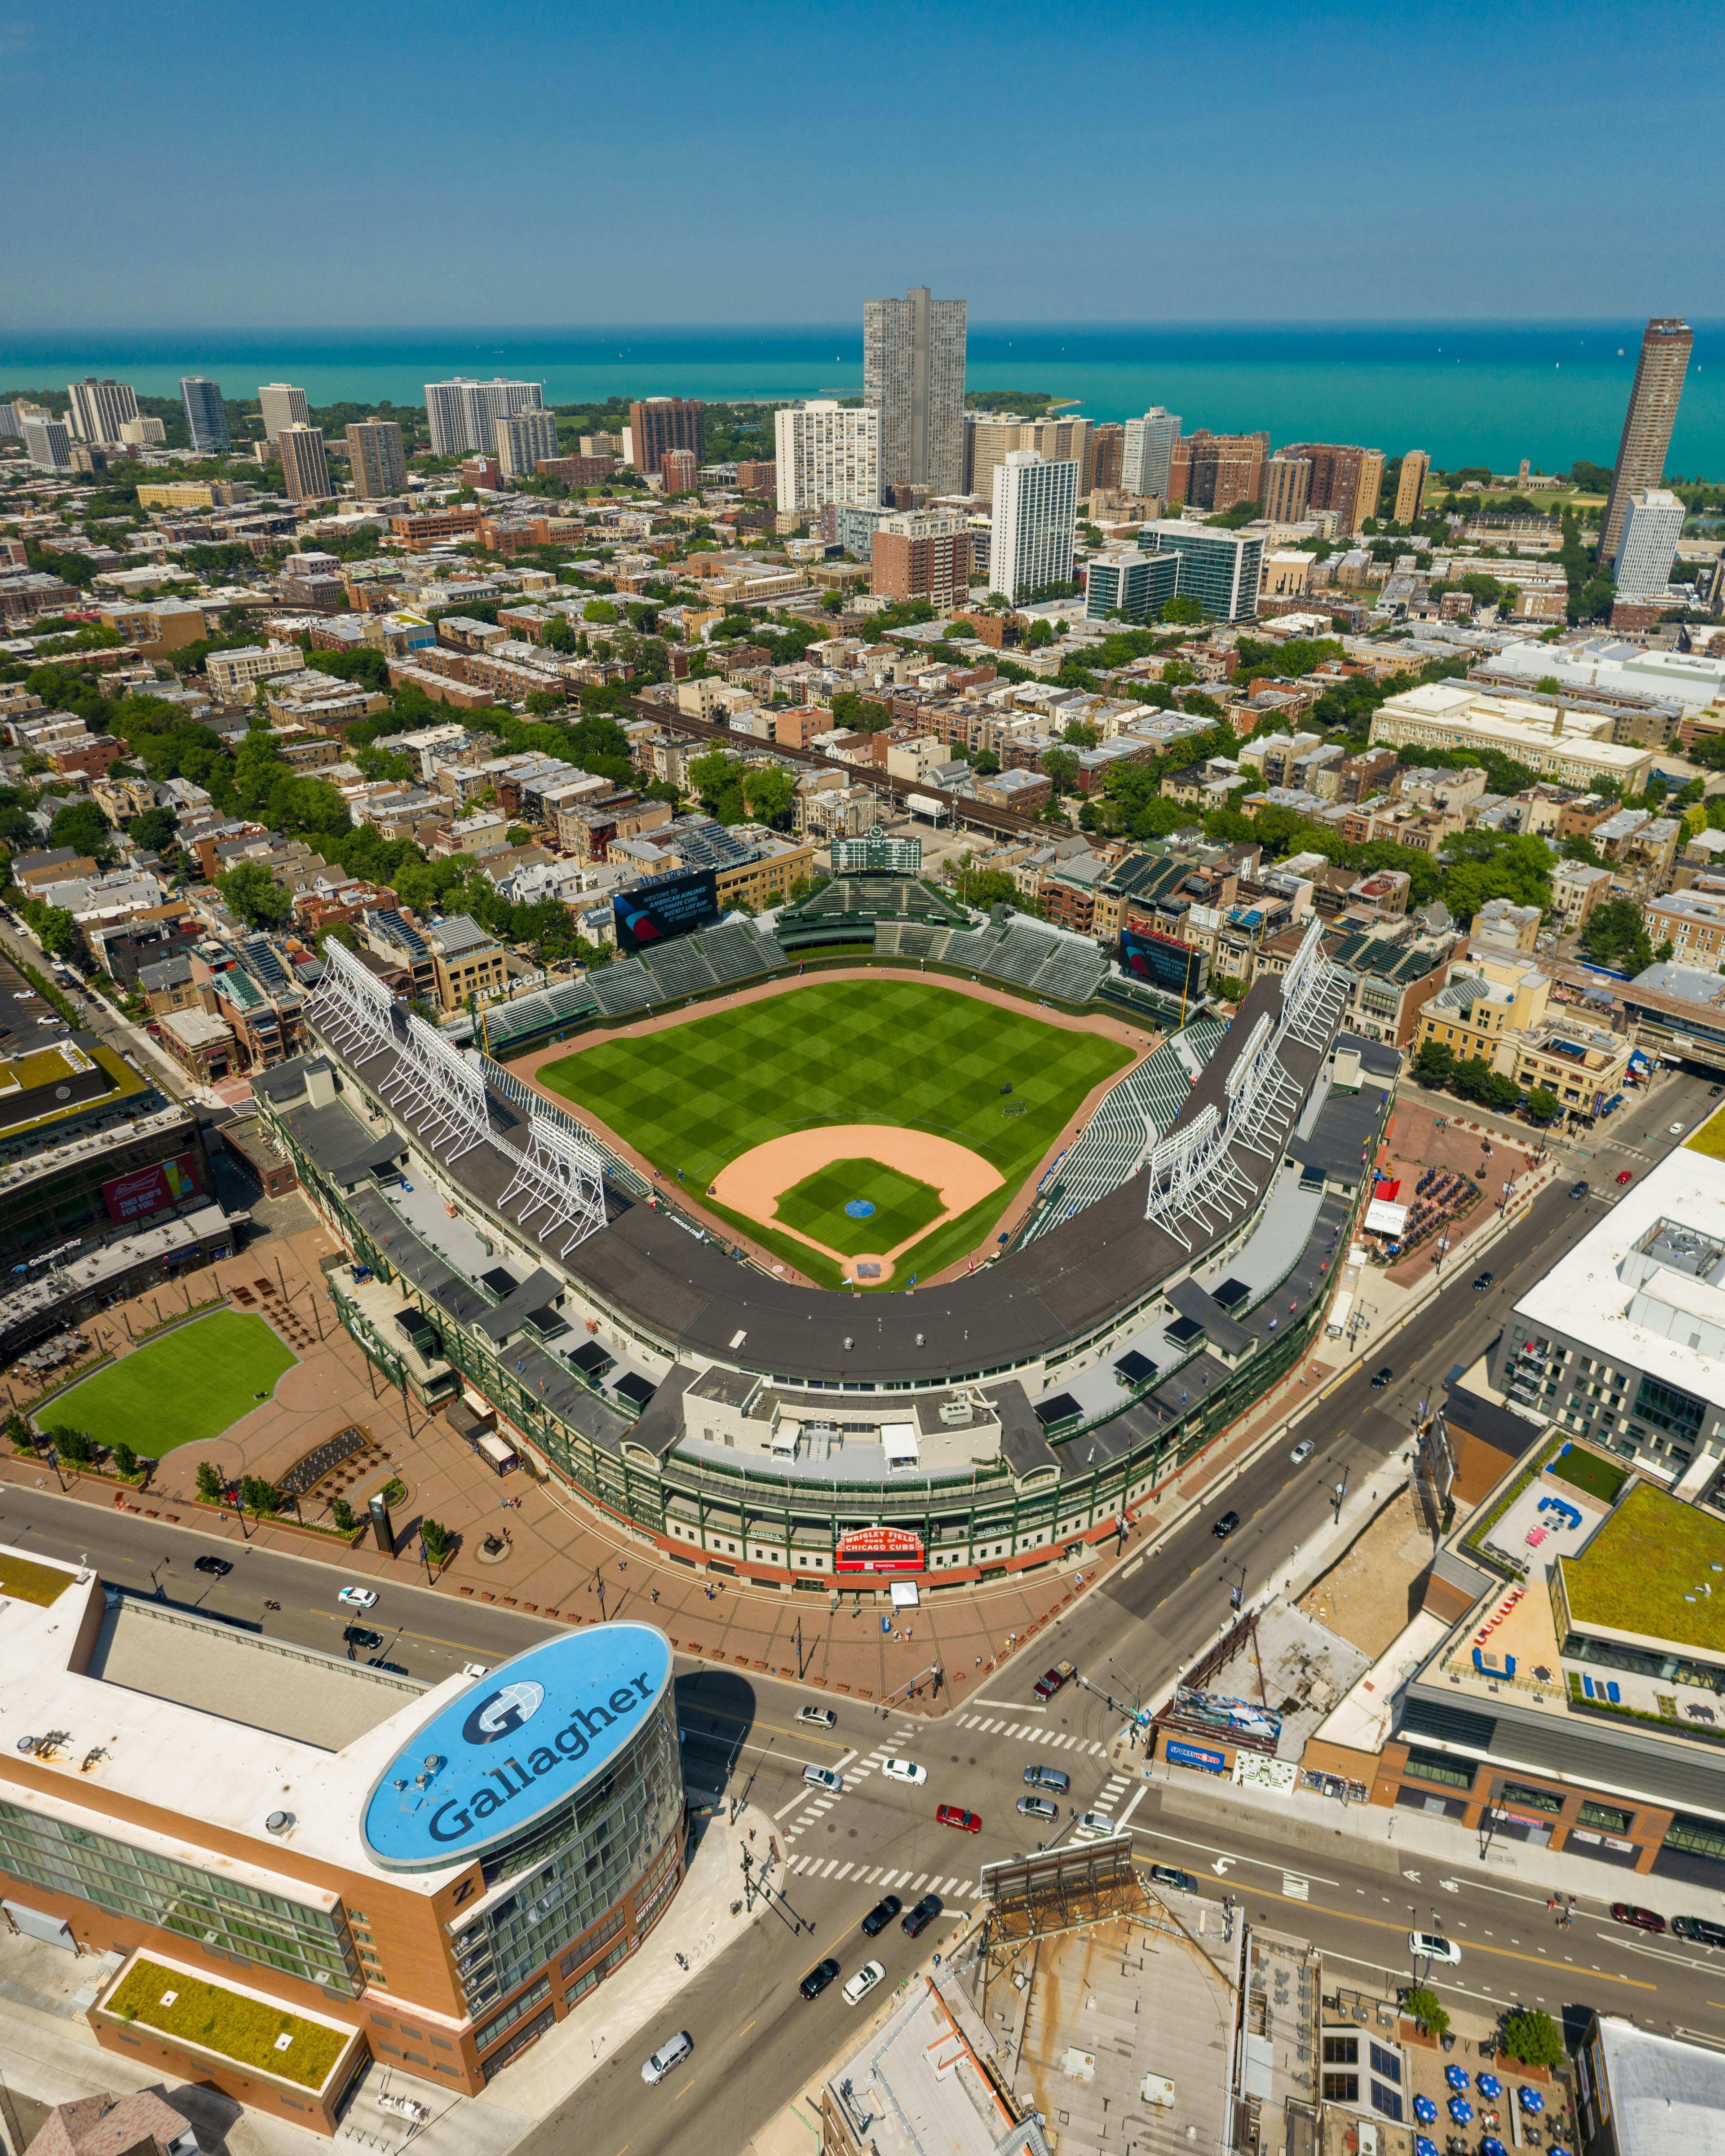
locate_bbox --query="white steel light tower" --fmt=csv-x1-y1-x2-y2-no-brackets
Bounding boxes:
497,1114,608,1256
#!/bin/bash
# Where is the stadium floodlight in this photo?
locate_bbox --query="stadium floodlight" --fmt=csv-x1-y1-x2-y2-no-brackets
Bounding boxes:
1144,1104,1236,1249
305,939,396,1064
497,1113,607,1256
1223,1010,1301,1159
393,1015,490,1159
1278,919,1349,1050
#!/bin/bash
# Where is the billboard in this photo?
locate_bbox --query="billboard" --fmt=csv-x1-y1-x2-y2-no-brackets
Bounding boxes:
613,867,720,955
1120,926,1207,1001
102,1150,203,1226
835,1525,925,1573
1164,1740,1226,1774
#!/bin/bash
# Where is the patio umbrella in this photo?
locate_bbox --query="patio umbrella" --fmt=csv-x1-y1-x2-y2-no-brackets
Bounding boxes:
1448,2098,1475,2125
1416,2140,1439,2156
1477,2073,1502,2099
1445,2064,1470,2090
1413,2095,1439,2124
1520,2087,1546,2114
1482,2140,1507,2156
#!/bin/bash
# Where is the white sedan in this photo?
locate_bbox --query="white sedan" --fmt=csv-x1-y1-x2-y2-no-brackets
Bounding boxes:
1290,1440,1314,1466
881,1758,927,1787
842,1960,886,2005
1074,1811,1117,1841
1672,1124,1686,1136
1410,1930,1461,1965
338,1586,379,1609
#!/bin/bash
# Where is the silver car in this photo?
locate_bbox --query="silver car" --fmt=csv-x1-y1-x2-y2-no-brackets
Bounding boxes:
642,2030,693,2084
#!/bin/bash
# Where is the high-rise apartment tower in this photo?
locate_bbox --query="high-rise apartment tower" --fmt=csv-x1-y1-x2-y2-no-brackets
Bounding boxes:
257,383,310,444
276,424,332,504
1393,451,1429,526
424,379,545,459
179,378,228,455
1121,409,1181,501
1263,455,1312,524
66,379,139,444
774,402,880,512
345,420,407,499
627,398,705,481
989,451,1078,605
864,287,967,500
494,410,559,479
1600,319,1693,568
1613,489,1685,601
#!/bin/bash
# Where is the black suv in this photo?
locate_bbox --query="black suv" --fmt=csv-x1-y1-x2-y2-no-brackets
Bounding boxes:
1212,1511,1239,1539
1674,1914,1725,1948
861,1894,902,1937
902,1894,943,1938
799,1958,840,2000
343,1624,384,1650
194,1555,232,1577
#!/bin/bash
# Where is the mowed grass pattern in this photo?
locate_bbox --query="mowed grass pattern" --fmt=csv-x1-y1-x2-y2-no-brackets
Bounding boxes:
538,980,1132,1286
774,1157,947,1259
53,1310,296,1456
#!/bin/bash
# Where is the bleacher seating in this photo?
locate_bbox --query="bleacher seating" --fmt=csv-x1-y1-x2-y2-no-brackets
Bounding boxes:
1028,939,1106,1002
644,939,718,1000
701,923,776,983
485,975,599,1050
1018,1018,1226,1244
941,927,1004,972
588,960,656,1016
981,922,1060,989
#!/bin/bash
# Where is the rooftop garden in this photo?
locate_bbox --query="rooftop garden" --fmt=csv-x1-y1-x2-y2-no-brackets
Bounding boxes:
104,1959,348,2090
1685,1105,1725,1162
0,1551,73,1606
1561,1480,1725,1652
1548,1442,1628,1505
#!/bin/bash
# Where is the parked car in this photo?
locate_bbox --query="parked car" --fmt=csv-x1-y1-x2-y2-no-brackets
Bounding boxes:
1289,1440,1314,1466
1610,1902,1666,1935
1074,1811,1116,1841
641,2030,692,2085
338,1586,379,1609
1371,1366,1393,1388
842,1960,885,2005
1149,1864,1199,1896
861,1894,902,1937
1569,1180,1590,1198
1017,1795,1059,1822
799,1958,840,2000
1674,1915,1725,1948
902,1894,942,1937
461,1661,489,1679
1032,1660,1076,1701
1212,1510,1240,1539
803,1765,844,1794
796,1705,836,1730
881,1758,926,1786
936,1804,982,1833
1024,1764,1070,1794
343,1624,383,1650
1616,1169,1634,1185
1473,1272,1493,1293
1409,1931,1461,1965
1671,1124,1685,1135
368,1657,409,1675
194,1555,231,1577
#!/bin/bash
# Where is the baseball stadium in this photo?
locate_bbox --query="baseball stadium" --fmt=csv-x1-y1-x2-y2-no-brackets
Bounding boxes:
254,874,1397,1589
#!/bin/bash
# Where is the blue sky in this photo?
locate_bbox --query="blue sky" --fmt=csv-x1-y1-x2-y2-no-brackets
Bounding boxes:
6,0,1720,326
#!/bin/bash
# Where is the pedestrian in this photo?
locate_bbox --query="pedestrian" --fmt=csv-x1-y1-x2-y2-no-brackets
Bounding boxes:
650,1587,659,1604
619,1558,626,1573
974,1653,982,1667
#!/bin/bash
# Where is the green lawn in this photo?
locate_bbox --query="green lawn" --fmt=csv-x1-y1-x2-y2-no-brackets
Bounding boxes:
53,1311,296,1457
1549,1442,1628,1504
106,1957,346,2089
1563,1478,1725,1653
538,979,1132,1287
774,1157,947,1259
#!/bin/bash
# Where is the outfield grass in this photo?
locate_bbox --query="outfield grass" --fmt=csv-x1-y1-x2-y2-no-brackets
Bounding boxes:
774,1157,946,1259
538,979,1132,1286
52,1310,296,1457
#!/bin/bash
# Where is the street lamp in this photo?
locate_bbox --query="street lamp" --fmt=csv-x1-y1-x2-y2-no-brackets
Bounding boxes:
1331,1466,1349,1526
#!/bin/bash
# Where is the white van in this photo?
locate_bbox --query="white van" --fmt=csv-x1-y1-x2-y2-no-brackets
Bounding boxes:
641,2030,693,2084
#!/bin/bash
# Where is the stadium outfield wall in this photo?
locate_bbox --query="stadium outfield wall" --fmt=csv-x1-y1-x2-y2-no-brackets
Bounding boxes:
255,928,1395,1592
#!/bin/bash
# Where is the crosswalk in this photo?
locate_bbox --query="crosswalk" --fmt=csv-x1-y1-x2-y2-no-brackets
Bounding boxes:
781,1740,896,1846
955,1713,1106,1753
1093,1765,1134,1818
782,1855,979,1899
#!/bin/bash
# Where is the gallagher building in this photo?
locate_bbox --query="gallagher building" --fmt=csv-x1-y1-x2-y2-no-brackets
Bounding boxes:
0,1560,681,2123
252,922,1393,1598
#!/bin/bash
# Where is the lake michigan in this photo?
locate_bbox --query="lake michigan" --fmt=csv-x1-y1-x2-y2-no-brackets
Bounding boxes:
4,321,1722,477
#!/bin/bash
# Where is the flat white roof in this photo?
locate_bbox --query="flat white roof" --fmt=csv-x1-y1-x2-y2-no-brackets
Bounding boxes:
1510,1142,1725,1413
0,1554,473,1895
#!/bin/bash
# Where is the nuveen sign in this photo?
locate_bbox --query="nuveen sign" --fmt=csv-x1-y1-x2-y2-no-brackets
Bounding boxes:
362,1624,673,1871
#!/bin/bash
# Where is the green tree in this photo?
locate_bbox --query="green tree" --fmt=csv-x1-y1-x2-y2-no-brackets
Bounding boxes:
217,859,293,932
51,1426,93,1466
1524,1086,1561,1124
21,902,81,960
1581,893,1653,975
740,766,796,826
1414,1039,1456,1089
1042,746,1081,796
110,1440,139,1476
421,1518,453,1565
239,1473,279,1518
541,613,576,654
1500,2007,1565,2069
128,805,180,854
1162,594,1203,625
195,1460,226,1501
330,1496,356,1534
1404,1988,1450,2041
47,800,113,860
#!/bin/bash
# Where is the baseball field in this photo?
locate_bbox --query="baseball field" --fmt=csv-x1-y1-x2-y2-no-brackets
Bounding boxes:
534,978,1133,1286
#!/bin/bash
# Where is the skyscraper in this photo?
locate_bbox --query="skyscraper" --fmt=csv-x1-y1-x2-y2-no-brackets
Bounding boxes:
1262,455,1312,524
20,415,72,472
1278,442,1383,533
346,420,407,499
1393,451,1430,526
864,286,967,500
1121,408,1181,500
180,378,228,455
424,378,545,458
1170,431,1269,513
989,451,1078,605
494,409,559,479
774,402,880,512
626,398,705,481
870,510,973,610
1600,319,1694,568
1613,488,1685,601
276,424,332,504
659,447,699,496
1085,424,1124,496
65,378,139,444
258,384,310,443
1141,523,1264,623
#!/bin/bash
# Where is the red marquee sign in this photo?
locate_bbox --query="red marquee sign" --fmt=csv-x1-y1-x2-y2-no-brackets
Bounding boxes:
835,1525,925,1574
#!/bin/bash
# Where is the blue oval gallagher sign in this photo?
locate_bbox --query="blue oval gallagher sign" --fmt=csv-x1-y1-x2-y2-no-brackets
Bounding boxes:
362,1623,672,1870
